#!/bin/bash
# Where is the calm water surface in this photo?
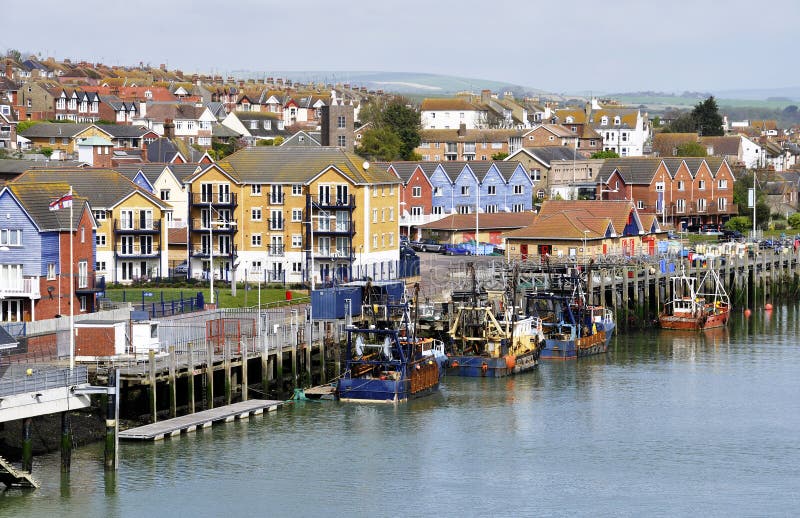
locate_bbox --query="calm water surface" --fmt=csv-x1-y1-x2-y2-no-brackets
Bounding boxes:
2,306,800,517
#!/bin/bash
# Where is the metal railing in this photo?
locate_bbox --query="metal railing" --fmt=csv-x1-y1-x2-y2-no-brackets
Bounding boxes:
0,366,88,397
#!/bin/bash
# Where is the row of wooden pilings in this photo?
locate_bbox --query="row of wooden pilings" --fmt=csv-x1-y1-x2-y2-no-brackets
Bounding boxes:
585,248,800,329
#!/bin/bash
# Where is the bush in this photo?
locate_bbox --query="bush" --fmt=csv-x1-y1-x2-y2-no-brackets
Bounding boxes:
773,220,787,230
725,216,751,232
788,212,800,229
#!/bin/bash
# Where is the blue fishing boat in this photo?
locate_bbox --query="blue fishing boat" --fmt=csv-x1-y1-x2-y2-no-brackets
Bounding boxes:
336,324,446,403
528,277,615,360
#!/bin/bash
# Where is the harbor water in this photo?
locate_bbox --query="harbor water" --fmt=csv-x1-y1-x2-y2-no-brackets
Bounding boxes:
3,305,800,517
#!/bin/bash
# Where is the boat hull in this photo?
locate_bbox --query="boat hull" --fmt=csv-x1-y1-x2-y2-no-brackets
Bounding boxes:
540,324,615,361
337,360,441,403
659,310,729,330
446,349,539,377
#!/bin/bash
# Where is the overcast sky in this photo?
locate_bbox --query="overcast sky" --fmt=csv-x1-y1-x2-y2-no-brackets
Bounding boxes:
5,0,798,94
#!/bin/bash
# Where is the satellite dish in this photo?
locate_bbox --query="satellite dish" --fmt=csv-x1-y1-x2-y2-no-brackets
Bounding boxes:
363,161,370,170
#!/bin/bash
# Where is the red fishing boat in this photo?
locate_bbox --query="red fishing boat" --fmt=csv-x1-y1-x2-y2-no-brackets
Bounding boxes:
658,267,730,330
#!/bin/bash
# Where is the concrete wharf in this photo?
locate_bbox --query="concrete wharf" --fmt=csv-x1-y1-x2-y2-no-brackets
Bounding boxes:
119,399,283,441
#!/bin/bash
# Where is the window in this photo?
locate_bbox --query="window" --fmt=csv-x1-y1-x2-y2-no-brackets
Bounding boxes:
160,189,171,201
433,187,443,197
292,262,302,273
432,206,443,215
512,204,524,212
389,233,394,246
381,208,385,222
513,185,524,195
676,199,686,213
411,206,423,216
373,234,378,248
47,263,56,280
292,208,303,222
601,116,608,125
457,205,470,214
537,189,546,200
292,185,303,196
485,204,497,213
698,180,706,190
251,184,262,195
0,229,22,246
251,234,262,247
412,186,422,197
655,182,665,192
373,209,378,223
718,198,727,211
487,185,496,195
79,296,87,312
337,115,346,129
93,210,106,222
270,185,283,204
637,200,644,209
80,227,85,243
251,208,262,221
530,169,541,181
677,180,685,191
78,261,88,288
697,198,707,212
718,179,728,189
372,186,378,197
337,135,346,147
461,185,470,196
292,234,302,248
381,234,386,247
96,234,106,246
389,208,394,221
95,261,106,272
269,209,283,230
251,261,262,271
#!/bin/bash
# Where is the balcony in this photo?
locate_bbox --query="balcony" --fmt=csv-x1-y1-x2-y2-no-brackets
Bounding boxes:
0,277,41,299
268,217,284,231
115,244,160,258
308,194,355,210
267,244,285,257
190,218,238,233
75,274,104,293
669,202,738,217
190,244,237,258
310,219,355,235
310,247,353,260
114,219,161,233
190,191,237,208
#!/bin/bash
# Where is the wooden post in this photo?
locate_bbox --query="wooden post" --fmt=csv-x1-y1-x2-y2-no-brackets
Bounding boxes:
261,334,270,397
168,346,177,418
60,411,72,473
241,340,249,402
187,342,195,414
305,331,312,386
318,321,326,384
224,342,232,405
206,339,214,410
104,369,117,471
148,349,157,424
22,417,33,473
291,340,298,388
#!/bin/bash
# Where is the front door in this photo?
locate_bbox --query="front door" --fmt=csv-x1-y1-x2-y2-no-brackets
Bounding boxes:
520,244,528,261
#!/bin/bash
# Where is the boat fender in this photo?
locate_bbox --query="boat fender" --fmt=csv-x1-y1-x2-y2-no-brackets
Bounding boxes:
481,362,488,375
451,360,459,368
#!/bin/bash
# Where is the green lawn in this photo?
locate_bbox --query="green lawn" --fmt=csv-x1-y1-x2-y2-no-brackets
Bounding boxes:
102,286,309,309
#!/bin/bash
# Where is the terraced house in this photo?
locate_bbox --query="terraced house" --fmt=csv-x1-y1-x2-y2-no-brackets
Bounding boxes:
184,147,401,285
11,169,172,283
596,157,737,230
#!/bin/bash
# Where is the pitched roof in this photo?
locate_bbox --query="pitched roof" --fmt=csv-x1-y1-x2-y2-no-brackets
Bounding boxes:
20,122,91,138
652,133,697,157
5,183,91,231
215,147,401,185
505,200,637,240
419,128,521,142
168,226,188,245
523,124,576,138
597,158,664,184
512,146,582,166
420,98,479,111
10,168,167,209
418,212,536,231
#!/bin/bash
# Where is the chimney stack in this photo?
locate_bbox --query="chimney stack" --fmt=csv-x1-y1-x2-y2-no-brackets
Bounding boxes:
5,59,12,80
458,123,467,137
164,118,175,139
481,89,492,105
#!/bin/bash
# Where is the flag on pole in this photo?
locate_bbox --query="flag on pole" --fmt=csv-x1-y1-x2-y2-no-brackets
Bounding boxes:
49,190,73,211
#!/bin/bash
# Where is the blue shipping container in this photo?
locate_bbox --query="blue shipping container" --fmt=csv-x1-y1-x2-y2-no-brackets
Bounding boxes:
311,287,363,319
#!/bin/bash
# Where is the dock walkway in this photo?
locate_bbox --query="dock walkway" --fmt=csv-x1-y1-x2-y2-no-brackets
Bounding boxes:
118,399,283,441
0,456,39,488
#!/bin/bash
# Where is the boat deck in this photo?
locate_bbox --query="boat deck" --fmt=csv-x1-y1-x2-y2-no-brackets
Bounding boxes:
118,400,283,441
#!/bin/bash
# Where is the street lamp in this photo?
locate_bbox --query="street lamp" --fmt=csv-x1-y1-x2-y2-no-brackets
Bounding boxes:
208,211,237,306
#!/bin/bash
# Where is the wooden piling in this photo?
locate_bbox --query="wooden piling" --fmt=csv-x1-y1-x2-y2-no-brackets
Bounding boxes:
104,369,117,471
60,412,71,473
205,339,214,410
241,340,249,402
187,342,195,414
148,349,157,423
22,417,32,473
168,346,177,418
291,341,298,388
224,342,232,406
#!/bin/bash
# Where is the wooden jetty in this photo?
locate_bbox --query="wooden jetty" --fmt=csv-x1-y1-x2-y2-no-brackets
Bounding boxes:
0,455,39,489
118,399,283,441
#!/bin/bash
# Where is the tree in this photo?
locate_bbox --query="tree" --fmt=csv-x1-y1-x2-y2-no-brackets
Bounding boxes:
16,120,41,133
724,216,751,232
356,95,421,160
692,96,724,136
357,127,404,161
662,113,696,133
591,150,619,159
675,141,707,157
788,212,800,229
491,152,509,160
40,147,53,158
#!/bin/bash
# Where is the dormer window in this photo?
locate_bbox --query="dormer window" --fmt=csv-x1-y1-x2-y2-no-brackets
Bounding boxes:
601,116,608,125
566,116,574,123
614,116,621,125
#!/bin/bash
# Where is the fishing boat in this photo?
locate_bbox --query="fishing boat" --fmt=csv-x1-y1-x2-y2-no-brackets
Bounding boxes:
336,285,446,403
527,270,615,360
658,267,730,330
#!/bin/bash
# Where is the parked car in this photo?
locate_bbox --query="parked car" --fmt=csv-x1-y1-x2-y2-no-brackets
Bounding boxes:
174,260,189,276
400,244,417,258
400,235,410,246
442,243,471,256
718,229,743,241
410,239,444,253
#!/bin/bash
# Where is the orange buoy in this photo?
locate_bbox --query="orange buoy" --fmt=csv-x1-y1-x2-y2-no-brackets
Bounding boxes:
744,309,752,317
765,303,773,311
504,355,517,370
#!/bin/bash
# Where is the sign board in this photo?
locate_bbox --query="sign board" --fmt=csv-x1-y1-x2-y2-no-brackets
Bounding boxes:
748,188,755,209
143,291,154,297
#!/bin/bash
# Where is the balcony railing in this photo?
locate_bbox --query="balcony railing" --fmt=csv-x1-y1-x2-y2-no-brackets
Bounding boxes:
116,244,160,257
190,244,237,258
669,202,738,216
0,277,40,299
268,244,285,257
308,194,355,209
269,194,284,205
268,217,284,231
190,218,238,233
310,220,355,235
310,247,353,259
190,191,238,207
114,219,160,233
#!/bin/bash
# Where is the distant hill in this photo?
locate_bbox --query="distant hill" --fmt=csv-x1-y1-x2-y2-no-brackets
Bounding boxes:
230,70,547,97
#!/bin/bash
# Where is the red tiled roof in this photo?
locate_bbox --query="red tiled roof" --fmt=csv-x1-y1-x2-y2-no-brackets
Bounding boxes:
418,212,536,231
504,200,636,240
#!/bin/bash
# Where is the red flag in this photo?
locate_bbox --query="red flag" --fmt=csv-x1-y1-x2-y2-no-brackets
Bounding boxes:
49,191,73,211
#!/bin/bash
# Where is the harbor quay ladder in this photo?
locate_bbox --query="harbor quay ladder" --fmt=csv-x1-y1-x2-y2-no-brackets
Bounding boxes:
0,455,40,489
